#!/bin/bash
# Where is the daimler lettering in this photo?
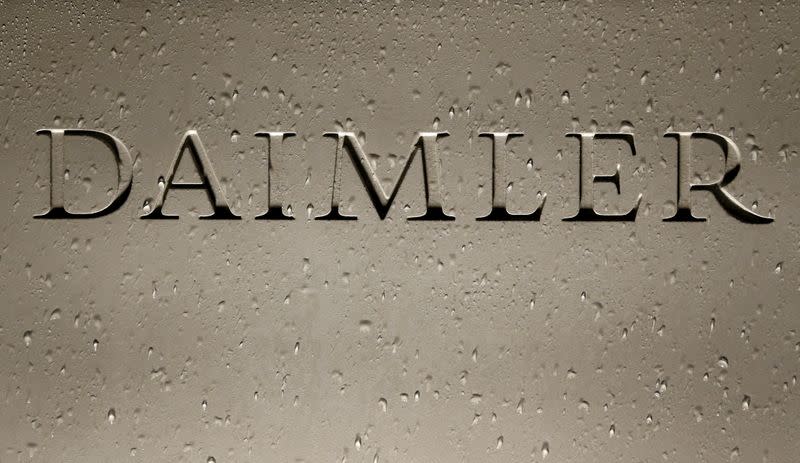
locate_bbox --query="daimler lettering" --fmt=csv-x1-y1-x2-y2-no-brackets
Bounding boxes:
34,128,774,224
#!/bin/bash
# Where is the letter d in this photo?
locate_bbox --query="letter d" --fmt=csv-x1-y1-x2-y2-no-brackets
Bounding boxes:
35,129,133,218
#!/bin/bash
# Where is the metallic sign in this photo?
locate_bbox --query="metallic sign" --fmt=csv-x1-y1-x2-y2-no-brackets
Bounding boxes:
0,1,796,462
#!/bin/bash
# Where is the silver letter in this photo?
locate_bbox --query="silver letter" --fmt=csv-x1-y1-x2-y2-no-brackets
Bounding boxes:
563,132,641,221
142,130,239,220
35,129,132,219
316,131,453,220
663,131,773,223
253,131,296,220
477,132,545,220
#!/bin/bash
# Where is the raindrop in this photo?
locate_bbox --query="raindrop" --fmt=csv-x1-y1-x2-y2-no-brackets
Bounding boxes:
578,400,590,412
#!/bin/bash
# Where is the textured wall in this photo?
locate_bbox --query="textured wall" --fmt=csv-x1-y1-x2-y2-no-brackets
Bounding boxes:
1,1,798,462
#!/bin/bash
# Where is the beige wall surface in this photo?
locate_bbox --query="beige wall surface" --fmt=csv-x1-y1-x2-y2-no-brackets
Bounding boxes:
1,1,799,462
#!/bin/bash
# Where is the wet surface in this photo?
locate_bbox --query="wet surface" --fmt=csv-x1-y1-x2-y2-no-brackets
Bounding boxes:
0,1,799,462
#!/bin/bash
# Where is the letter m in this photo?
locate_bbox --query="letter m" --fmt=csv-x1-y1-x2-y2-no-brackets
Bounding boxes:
317,131,453,221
